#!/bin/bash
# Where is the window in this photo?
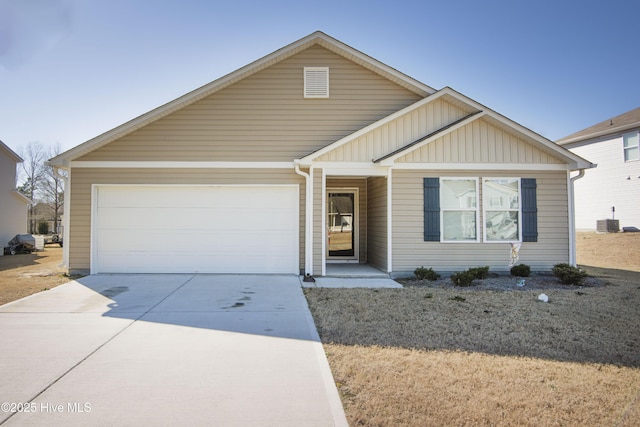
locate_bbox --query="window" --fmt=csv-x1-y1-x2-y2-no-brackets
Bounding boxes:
623,131,639,162
440,178,479,241
304,67,329,98
423,177,537,243
483,178,521,242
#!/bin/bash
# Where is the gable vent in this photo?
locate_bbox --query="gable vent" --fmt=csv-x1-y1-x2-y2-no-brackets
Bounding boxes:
304,67,329,98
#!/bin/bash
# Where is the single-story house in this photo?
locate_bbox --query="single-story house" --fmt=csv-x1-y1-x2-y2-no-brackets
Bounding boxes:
0,140,30,252
557,107,640,231
48,31,594,276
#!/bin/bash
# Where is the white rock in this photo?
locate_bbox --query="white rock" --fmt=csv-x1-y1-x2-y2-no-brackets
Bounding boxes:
538,293,549,303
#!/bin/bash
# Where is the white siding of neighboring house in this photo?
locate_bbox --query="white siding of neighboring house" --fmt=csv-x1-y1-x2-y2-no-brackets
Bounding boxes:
0,148,28,247
566,134,640,230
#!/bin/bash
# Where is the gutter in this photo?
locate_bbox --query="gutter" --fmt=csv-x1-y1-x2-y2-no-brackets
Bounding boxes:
294,161,313,277
568,168,589,266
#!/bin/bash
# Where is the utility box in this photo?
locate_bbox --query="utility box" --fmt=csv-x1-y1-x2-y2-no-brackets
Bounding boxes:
597,219,619,233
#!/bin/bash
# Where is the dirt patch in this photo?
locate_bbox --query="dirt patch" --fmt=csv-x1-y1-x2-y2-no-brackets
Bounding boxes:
305,231,640,426
0,247,73,306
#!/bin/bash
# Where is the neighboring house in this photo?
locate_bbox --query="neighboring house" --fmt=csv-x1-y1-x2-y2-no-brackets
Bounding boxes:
48,32,594,276
31,202,63,234
557,107,640,231
0,140,30,251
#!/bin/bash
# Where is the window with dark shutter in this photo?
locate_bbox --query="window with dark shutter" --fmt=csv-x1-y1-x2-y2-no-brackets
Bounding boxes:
521,178,538,242
423,178,440,241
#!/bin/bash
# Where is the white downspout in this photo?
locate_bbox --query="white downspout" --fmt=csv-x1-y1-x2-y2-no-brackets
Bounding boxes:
53,166,70,271
568,169,586,267
386,167,393,274
294,162,313,276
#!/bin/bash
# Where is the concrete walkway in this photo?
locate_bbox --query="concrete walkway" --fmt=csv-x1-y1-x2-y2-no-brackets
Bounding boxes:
0,275,347,426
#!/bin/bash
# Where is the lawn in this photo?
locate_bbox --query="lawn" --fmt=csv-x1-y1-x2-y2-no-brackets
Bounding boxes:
305,232,640,426
2,233,639,425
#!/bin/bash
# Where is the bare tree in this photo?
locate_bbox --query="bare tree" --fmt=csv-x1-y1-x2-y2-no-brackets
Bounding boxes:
42,143,65,234
17,141,47,233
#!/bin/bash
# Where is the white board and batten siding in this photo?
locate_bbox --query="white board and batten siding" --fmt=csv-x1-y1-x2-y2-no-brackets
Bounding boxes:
91,185,299,274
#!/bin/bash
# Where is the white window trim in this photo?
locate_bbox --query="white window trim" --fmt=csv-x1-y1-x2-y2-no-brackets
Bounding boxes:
623,131,639,162
440,177,480,243
304,67,329,98
482,177,523,244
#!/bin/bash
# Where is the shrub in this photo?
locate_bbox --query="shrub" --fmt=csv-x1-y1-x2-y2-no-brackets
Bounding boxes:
552,263,588,285
37,221,49,235
468,266,490,280
510,264,531,277
450,270,476,287
414,266,440,281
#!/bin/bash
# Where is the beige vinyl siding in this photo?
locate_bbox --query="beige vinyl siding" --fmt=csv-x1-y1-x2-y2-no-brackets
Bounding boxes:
392,170,569,274
77,46,422,163
396,118,563,164
366,176,387,271
68,168,305,273
326,178,367,262
316,98,469,162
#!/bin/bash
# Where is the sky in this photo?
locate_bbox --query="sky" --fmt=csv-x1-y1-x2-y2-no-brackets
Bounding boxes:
1,0,639,156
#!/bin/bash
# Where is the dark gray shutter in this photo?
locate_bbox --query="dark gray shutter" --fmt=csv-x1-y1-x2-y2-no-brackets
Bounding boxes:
521,178,538,242
424,178,440,241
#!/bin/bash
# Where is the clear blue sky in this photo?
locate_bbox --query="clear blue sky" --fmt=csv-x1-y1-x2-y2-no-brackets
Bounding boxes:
1,0,639,155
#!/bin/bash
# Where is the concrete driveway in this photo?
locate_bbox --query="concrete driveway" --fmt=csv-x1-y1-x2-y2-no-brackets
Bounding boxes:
0,275,347,426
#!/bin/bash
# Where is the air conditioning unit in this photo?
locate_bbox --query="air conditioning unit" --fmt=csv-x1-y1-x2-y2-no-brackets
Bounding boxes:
596,219,619,233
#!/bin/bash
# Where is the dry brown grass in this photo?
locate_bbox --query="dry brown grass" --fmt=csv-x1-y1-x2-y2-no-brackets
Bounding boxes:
0,247,70,306
326,345,640,427
305,231,640,426
577,231,640,272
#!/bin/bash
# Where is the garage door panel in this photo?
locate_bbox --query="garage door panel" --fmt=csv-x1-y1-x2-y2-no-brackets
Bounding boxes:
98,208,296,231
93,185,299,274
98,228,296,251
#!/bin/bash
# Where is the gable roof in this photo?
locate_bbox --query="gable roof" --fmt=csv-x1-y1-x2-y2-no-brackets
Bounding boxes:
557,106,640,145
49,31,436,167
299,86,595,170
0,140,24,163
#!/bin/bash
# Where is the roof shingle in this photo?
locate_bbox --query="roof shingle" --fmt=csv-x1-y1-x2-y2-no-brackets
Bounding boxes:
557,107,640,145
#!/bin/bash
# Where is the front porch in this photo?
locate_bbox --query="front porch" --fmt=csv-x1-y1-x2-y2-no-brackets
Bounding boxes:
307,170,392,277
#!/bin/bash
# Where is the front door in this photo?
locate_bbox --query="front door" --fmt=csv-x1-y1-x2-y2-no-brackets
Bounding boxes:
327,190,358,260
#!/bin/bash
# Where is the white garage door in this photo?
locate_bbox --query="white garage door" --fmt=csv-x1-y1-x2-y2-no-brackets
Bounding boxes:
92,185,299,274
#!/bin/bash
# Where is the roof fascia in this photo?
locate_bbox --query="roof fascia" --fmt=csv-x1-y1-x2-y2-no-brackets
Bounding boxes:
50,31,435,167
436,88,595,170
12,189,31,204
0,140,24,163
313,32,435,96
